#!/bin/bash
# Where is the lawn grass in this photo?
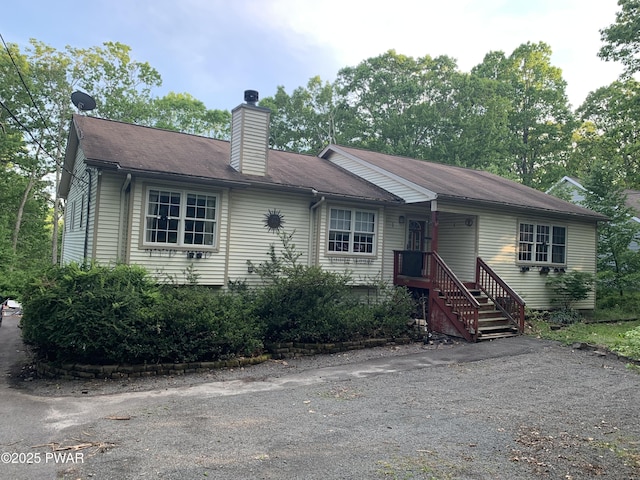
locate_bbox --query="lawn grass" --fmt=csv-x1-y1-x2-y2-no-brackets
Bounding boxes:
528,318,640,362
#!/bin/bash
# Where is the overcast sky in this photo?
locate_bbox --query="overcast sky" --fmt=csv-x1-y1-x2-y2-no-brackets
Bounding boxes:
3,0,625,112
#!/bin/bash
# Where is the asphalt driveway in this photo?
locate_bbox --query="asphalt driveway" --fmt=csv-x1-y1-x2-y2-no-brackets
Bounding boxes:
1,314,639,479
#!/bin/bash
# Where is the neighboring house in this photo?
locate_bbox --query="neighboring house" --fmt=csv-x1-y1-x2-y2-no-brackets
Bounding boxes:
547,176,640,251
59,91,607,341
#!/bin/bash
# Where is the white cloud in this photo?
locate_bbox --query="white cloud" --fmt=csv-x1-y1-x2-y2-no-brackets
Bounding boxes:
3,0,626,110
253,0,624,106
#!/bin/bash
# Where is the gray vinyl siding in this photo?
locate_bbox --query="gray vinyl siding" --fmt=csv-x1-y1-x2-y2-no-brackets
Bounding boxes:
437,212,478,283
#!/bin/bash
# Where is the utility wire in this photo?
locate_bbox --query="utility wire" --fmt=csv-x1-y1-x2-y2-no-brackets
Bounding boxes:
0,33,58,144
0,99,88,185
0,34,88,186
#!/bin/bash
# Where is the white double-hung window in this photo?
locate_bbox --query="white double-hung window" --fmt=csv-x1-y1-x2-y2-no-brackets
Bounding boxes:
518,222,566,264
145,188,218,247
328,207,376,254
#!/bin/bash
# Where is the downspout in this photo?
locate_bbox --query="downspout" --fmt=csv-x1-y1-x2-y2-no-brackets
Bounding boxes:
117,174,132,262
309,194,326,266
83,168,93,262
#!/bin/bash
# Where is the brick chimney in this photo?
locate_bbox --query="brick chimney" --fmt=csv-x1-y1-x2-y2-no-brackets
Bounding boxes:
229,90,270,176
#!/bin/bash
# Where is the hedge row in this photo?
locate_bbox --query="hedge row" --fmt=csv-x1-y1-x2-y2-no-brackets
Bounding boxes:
20,263,416,365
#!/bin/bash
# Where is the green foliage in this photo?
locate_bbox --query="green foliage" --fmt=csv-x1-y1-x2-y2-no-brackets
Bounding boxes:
153,285,263,362
20,262,262,364
530,318,640,361
21,263,159,363
613,326,640,359
599,0,640,77
261,76,341,153
575,80,640,188
20,251,415,365
595,290,640,322
149,92,230,139
578,160,640,295
473,42,575,189
546,270,595,310
250,232,415,343
548,308,583,325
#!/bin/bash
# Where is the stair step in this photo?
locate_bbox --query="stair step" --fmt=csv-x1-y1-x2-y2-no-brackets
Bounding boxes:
477,331,519,340
478,324,518,332
478,316,511,324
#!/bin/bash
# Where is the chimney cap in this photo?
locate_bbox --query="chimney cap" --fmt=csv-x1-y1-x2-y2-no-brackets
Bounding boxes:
244,90,259,105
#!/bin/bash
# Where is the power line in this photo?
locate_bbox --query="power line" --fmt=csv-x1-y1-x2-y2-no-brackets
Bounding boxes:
0,33,58,144
0,99,87,186
0,34,88,186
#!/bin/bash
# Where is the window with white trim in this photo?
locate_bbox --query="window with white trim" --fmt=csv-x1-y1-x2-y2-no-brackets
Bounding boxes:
68,201,76,231
144,188,218,247
518,222,566,264
328,207,376,254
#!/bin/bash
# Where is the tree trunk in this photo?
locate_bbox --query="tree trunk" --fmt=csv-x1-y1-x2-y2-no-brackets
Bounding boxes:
12,168,37,253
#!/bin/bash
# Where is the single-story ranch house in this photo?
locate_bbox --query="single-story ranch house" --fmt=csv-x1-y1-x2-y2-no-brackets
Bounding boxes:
59,91,607,341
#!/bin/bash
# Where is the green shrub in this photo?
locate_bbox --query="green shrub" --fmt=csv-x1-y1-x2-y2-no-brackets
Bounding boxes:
21,262,159,364
613,326,640,360
154,285,263,362
546,270,594,310
20,263,263,364
254,266,414,344
548,308,582,325
21,245,415,365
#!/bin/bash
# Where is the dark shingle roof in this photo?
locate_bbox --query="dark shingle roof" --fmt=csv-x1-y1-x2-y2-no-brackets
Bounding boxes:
70,115,399,203
332,145,607,221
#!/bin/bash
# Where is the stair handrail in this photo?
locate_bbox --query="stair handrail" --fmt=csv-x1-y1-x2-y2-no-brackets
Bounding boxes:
475,257,526,333
431,252,480,339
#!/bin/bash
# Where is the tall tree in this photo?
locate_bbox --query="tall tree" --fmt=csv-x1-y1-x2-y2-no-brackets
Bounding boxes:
1,39,163,264
574,79,640,187
580,161,640,296
334,50,510,171
473,42,575,188
259,76,342,154
599,0,640,77
336,50,459,158
148,92,230,139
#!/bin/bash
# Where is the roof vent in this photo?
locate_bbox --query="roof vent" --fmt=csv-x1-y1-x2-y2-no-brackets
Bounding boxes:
244,90,259,105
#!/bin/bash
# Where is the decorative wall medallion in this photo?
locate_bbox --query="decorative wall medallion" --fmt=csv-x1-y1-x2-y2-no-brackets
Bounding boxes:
264,209,285,232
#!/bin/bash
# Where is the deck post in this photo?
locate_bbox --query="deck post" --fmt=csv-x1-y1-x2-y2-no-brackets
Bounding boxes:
430,207,438,254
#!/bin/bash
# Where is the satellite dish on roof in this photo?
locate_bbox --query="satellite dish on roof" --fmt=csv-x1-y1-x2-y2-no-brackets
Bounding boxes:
71,91,96,111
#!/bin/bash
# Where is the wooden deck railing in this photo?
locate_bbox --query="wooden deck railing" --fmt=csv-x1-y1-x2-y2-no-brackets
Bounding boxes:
475,257,526,333
430,252,480,339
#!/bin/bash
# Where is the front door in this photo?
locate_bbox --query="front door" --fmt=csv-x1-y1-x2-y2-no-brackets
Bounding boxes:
402,219,427,277
408,220,426,251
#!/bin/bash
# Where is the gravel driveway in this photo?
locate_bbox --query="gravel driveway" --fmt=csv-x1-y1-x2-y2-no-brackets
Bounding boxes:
2,314,639,479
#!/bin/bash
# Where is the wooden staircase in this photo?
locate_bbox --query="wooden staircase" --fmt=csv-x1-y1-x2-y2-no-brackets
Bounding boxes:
470,288,520,340
427,253,525,342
